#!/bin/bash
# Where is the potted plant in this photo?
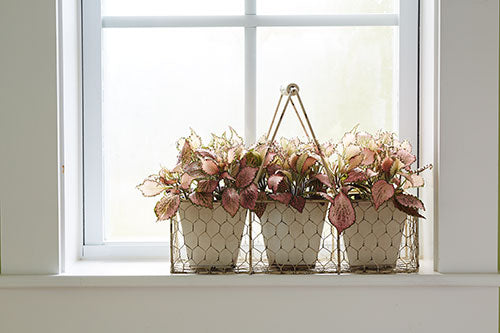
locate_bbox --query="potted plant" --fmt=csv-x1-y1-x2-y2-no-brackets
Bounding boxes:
253,138,331,269
137,128,263,271
319,128,431,271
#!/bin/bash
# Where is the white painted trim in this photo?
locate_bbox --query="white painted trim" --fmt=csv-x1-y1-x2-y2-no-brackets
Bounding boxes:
2,272,500,288
244,0,256,144
82,0,104,245
83,244,169,258
102,14,399,28
436,0,498,272
398,0,419,150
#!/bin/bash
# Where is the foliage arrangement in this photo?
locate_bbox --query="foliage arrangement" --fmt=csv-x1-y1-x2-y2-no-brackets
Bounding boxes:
318,128,431,233
138,127,431,233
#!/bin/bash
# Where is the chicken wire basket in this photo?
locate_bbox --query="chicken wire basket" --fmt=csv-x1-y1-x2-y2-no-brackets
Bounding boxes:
250,200,419,274
170,201,251,274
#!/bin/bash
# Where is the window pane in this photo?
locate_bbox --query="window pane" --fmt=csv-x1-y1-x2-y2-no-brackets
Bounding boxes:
257,27,396,143
258,0,396,15
102,0,243,16
102,28,244,241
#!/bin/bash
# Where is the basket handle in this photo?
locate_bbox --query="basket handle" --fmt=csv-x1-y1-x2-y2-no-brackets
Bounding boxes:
254,83,334,184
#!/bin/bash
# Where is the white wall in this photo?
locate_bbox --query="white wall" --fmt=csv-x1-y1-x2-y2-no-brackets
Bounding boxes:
0,287,496,333
0,0,498,332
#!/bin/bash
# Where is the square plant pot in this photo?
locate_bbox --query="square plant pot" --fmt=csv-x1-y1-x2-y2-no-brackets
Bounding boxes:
259,201,328,270
177,202,247,271
343,200,407,272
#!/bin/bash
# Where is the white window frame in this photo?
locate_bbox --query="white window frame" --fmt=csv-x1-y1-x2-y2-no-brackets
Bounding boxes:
81,0,419,258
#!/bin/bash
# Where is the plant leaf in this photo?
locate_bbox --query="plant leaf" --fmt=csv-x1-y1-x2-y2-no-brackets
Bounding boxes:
360,148,375,165
235,167,258,188
395,194,425,210
328,192,355,233
381,157,394,173
180,173,194,190
290,196,306,213
222,188,240,217
197,179,219,193
184,161,205,178
345,169,367,183
314,174,333,187
253,192,268,218
269,192,293,205
221,171,235,181
201,159,219,176
317,192,334,204
177,139,193,165
196,148,217,160
188,192,213,209
347,154,364,172
393,197,424,218
154,193,180,221
403,173,425,189
268,174,288,193
137,179,166,197
371,179,395,210
240,183,258,210
396,149,416,167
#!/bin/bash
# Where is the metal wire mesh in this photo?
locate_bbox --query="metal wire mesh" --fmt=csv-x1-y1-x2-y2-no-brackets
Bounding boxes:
170,200,418,274
250,200,418,274
170,201,250,274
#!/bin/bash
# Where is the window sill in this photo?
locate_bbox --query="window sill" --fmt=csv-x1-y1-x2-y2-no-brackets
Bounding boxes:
0,259,499,288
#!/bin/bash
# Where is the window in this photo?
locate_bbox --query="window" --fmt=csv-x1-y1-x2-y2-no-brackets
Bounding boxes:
82,0,418,257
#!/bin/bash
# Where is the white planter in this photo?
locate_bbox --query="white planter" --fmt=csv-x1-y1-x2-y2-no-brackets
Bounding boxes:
344,201,407,271
259,202,328,269
178,202,246,270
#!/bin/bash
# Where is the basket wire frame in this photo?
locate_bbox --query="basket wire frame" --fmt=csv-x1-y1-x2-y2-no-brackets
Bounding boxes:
170,83,419,274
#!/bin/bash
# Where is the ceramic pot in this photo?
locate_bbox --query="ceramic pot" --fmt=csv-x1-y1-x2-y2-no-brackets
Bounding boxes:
178,202,246,270
259,201,328,269
344,201,407,272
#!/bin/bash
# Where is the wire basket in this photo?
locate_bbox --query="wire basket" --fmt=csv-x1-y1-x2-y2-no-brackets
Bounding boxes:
250,200,418,274
170,201,250,274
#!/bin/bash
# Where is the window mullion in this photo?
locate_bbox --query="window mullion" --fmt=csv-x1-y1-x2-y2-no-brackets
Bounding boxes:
244,0,257,145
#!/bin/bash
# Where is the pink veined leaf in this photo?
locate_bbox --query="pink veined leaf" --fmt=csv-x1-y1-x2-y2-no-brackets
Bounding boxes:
220,171,235,181
263,152,277,167
201,159,219,176
240,183,258,210
328,192,355,234
371,180,395,210
402,173,425,189
184,161,205,178
180,173,194,190
227,147,239,164
290,196,306,213
154,193,180,221
235,167,258,189
366,168,378,178
297,153,317,174
172,163,183,173
137,179,166,197
252,192,268,218
317,192,334,204
196,148,217,160
360,148,375,165
177,140,192,165
189,191,213,209
266,164,280,177
268,174,288,193
222,188,240,217
288,154,299,171
197,179,219,193
314,174,333,187
381,157,394,173
345,169,367,183
396,149,416,167
269,192,293,205
393,198,425,218
395,194,425,210
347,154,364,172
